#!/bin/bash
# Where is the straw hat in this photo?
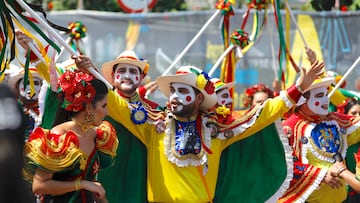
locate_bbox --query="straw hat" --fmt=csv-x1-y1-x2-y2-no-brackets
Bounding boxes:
303,77,335,93
7,67,42,91
296,77,335,106
156,66,217,110
210,78,235,92
101,50,148,85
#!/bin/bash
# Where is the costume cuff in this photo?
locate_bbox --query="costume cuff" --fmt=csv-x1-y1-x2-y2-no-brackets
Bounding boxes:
286,84,303,104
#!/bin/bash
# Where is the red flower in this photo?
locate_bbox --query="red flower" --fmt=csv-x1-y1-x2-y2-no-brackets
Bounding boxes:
58,70,95,112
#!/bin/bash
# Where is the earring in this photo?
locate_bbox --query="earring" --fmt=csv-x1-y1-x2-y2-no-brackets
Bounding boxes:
85,112,95,124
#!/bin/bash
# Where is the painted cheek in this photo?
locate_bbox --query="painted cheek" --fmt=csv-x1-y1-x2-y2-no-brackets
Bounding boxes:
135,76,139,81
116,75,121,80
221,100,225,104
186,96,192,102
315,101,320,106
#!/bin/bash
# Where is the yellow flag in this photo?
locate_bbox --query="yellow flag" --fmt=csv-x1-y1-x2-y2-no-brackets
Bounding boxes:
287,14,323,88
126,20,140,50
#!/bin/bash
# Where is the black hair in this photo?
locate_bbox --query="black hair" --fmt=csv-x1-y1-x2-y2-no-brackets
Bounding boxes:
52,78,108,127
112,63,142,74
344,99,360,114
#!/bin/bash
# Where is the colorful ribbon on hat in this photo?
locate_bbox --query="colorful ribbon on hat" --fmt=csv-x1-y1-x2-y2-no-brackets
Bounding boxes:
188,67,215,95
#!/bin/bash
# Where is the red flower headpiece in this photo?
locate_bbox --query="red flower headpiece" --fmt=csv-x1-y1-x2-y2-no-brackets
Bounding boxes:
57,70,95,112
243,83,273,108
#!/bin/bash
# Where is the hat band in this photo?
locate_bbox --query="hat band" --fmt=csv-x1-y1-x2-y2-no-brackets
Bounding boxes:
175,71,190,75
118,56,138,60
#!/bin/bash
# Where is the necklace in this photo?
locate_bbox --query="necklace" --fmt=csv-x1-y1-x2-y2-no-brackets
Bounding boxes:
73,119,93,132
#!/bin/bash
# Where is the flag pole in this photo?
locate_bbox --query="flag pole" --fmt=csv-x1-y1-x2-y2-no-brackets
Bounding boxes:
208,44,235,76
162,10,221,76
15,0,112,89
328,56,360,98
285,2,308,48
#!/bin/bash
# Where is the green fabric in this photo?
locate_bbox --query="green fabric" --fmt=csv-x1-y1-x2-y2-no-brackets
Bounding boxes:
214,123,287,203
97,116,148,203
329,103,337,112
346,144,358,174
344,143,360,203
40,88,59,129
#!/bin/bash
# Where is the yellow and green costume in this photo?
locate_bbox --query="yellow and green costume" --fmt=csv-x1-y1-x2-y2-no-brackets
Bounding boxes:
107,85,301,202
97,89,164,203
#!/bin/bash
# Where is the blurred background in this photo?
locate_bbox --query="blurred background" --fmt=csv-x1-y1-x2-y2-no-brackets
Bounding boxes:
16,0,360,109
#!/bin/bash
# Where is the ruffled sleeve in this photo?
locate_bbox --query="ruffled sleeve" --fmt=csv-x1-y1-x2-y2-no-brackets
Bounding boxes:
23,127,84,182
96,121,119,169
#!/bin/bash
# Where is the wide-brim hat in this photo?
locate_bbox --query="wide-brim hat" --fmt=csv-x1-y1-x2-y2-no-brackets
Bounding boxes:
156,66,217,110
7,67,42,91
297,77,335,106
303,77,335,93
101,50,148,85
210,78,236,92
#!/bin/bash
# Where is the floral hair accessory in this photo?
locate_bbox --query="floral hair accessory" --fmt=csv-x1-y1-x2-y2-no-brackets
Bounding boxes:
243,83,273,108
57,70,95,112
189,67,215,95
215,0,234,16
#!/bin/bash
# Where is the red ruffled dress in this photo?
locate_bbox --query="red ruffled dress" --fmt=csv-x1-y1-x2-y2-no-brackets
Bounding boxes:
23,121,118,203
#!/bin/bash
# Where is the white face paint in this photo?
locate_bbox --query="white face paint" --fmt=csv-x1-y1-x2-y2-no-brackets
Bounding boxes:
169,83,196,112
113,64,141,88
18,77,42,101
307,87,329,115
216,88,232,107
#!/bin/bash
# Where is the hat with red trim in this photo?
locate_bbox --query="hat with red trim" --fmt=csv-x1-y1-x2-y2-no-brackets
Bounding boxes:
156,66,217,110
101,50,148,85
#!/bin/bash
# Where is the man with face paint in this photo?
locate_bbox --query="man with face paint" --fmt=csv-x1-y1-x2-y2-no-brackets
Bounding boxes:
97,50,165,203
278,77,360,203
8,67,43,139
211,79,291,202
81,58,326,203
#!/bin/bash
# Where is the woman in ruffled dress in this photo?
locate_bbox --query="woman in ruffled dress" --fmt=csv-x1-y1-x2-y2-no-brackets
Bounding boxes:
23,70,118,203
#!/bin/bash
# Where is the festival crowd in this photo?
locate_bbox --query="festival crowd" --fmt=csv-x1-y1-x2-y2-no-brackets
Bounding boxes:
1,29,360,203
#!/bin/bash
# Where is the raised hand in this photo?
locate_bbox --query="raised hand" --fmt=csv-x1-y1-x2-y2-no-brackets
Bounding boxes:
296,60,325,92
15,30,33,51
306,47,317,65
72,55,96,73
